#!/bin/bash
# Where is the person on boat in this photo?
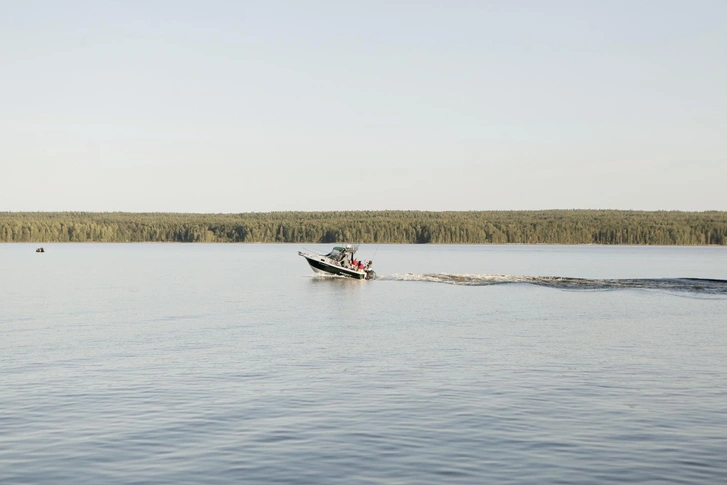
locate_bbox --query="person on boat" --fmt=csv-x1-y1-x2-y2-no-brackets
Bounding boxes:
358,260,365,271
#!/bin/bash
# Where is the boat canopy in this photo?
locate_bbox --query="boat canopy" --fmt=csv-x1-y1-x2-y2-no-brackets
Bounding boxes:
325,245,358,261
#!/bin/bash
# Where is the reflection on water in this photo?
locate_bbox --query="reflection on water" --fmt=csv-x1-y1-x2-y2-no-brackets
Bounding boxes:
308,274,369,284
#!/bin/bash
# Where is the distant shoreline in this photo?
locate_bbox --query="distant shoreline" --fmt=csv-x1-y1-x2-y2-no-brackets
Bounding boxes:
1,210,725,245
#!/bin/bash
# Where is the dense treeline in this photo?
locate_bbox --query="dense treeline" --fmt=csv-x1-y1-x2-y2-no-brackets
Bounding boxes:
1,210,726,245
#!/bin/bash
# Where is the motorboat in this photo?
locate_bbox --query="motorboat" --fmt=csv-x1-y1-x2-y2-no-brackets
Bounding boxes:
298,244,376,280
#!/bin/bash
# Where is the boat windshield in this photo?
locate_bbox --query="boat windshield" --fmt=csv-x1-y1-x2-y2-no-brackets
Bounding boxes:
325,248,346,261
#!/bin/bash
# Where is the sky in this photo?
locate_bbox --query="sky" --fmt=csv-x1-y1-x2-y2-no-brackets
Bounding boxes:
1,0,726,213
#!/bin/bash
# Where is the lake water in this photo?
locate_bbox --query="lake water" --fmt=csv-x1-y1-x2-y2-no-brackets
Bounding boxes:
1,244,726,484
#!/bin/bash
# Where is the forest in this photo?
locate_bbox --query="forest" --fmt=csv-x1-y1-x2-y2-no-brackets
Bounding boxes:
1,210,725,245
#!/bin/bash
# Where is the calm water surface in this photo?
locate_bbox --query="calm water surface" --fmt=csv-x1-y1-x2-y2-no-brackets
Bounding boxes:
1,244,726,484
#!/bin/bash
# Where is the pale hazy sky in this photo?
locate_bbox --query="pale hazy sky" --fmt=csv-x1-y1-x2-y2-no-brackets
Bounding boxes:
2,1,725,212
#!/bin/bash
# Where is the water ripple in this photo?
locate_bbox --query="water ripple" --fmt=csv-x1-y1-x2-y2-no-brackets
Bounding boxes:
3,245,726,484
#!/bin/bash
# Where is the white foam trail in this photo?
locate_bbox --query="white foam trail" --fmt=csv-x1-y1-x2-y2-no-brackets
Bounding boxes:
378,273,727,294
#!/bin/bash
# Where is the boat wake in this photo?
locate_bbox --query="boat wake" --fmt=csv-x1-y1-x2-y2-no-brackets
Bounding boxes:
380,274,727,295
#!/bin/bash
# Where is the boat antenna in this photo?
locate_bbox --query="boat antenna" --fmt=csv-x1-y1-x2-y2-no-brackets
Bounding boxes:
371,242,381,262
